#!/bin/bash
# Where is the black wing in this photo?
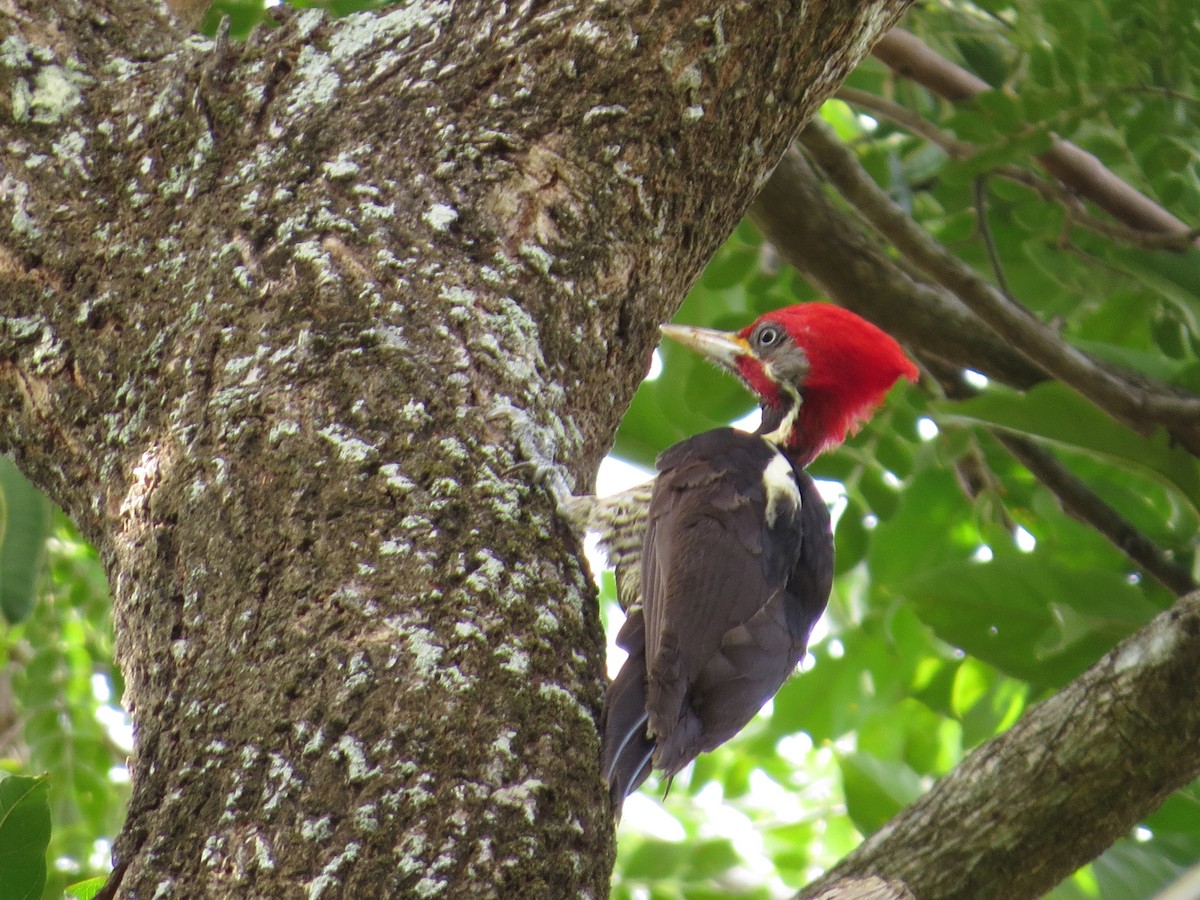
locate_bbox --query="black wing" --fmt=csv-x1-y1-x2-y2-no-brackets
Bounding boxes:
601,428,833,806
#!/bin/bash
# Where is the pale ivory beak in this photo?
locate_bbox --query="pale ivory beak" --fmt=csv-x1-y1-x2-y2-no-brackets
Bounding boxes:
659,324,751,371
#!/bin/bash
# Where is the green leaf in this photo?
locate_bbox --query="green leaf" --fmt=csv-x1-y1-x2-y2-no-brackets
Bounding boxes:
940,382,1200,518
1102,248,1200,336
855,467,902,522
1028,44,1057,90
833,498,869,576
902,556,1157,686
0,456,53,623
1145,783,1200,838
973,89,1023,134
855,698,961,777
867,469,978,589
838,752,924,836
954,38,1009,90
683,838,740,880
622,838,688,880
819,99,866,142
732,218,763,248
950,657,991,717
719,752,755,800
1153,308,1191,360
1090,837,1185,899
1069,338,1192,385
613,362,753,469
8,516,125,888
958,666,1028,749
768,647,860,747
701,247,759,290
947,106,993,144
0,774,51,900
1011,198,1066,236
66,876,109,900
934,208,978,244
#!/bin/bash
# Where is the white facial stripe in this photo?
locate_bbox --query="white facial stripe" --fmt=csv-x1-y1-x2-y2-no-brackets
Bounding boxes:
762,383,802,446
762,451,801,526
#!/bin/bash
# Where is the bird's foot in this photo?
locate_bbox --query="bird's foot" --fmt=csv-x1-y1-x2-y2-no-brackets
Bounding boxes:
488,400,575,506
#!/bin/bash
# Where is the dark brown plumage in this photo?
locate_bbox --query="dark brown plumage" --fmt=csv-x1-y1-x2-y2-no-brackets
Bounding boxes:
602,429,832,802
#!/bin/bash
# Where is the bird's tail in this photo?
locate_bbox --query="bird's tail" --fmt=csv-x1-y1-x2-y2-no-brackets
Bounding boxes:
601,652,655,815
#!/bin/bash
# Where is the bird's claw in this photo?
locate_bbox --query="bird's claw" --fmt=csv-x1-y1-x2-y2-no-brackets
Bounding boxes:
489,400,575,506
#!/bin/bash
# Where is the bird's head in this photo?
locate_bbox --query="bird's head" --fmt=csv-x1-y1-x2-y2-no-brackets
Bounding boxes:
661,303,919,466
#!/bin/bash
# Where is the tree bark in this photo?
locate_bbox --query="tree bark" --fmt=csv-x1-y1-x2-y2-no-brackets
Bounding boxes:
0,1,909,895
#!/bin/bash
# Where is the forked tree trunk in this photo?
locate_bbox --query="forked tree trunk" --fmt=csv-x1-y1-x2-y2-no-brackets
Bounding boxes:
0,1,908,894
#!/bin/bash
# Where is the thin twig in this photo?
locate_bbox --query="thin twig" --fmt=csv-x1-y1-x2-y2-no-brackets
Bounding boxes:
798,119,1200,450
1116,85,1200,107
972,177,1012,298
834,87,972,157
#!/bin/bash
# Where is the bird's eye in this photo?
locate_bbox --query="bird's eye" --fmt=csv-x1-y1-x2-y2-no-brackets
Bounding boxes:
756,326,780,347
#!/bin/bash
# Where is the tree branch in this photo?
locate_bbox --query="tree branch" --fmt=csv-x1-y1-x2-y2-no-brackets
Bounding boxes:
834,86,971,156
797,119,1200,452
833,87,1200,253
810,876,914,900
872,29,1200,248
800,592,1200,900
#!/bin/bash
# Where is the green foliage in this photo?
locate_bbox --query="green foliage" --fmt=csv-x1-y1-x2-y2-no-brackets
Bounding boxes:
945,383,1200,517
0,457,53,625
1,508,125,899
64,877,107,900
609,0,1200,896
0,774,51,900
201,0,384,38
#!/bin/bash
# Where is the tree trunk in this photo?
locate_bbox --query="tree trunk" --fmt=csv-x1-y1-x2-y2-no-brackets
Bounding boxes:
0,1,909,895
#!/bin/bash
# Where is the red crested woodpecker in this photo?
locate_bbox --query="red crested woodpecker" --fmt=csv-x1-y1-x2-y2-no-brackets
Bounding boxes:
570,303,918,811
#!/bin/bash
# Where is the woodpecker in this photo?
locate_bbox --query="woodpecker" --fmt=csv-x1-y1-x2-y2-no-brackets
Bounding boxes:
572,303,919,811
